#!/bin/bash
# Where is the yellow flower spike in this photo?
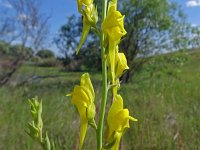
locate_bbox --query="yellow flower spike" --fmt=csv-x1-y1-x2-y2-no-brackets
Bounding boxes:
105,94,137,150
102,4,126,82
67,73,96,150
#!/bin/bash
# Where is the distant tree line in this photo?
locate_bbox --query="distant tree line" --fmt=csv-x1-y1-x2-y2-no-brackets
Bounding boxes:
55,0,200,82
0,40,33,58
1,0,200,85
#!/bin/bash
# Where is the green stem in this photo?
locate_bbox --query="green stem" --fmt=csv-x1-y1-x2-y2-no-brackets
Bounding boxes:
97,0,108,149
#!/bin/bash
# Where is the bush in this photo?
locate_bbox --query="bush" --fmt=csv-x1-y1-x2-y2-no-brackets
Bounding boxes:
0,40,9,55
36,49,55,59
0,41,33,59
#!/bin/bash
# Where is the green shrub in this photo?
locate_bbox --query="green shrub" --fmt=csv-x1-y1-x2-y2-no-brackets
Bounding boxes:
36,50,55,59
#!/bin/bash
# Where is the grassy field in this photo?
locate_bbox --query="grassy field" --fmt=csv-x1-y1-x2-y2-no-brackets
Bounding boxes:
0,50,200,150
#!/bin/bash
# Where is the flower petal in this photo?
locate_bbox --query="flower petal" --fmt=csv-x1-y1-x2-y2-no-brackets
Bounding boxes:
108,95,123,118
111,132,122,150
106,94,138,148
102,5,126,42
71,85,89,107
80,73,95,102
107,95,123,138
79,120,88,150
115,52,129,78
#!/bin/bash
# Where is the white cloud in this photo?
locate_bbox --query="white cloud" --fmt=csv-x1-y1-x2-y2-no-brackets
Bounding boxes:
186,0,200,7
191,23,197,27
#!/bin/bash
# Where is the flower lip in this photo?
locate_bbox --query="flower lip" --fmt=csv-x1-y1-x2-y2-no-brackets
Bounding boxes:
105,94,137,149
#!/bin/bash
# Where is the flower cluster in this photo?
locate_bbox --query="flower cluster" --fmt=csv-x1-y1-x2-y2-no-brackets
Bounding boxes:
102,2,127,84
102,1,137,149
26,1,137,150
67,0,137,149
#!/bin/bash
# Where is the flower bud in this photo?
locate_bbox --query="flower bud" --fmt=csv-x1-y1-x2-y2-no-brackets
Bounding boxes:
77,0,94,12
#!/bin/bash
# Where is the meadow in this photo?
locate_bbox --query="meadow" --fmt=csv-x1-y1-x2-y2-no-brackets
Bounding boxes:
0,50,200,150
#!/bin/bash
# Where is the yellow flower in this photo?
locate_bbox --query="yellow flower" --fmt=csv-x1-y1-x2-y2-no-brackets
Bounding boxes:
102,4,126,42
107,47,129,95
76,4,98,54
115,50,129,79
105,95,137,150
83,4,98,27
102,4,126,83
67,73,96,150
77,0,94,12
112,50,129,95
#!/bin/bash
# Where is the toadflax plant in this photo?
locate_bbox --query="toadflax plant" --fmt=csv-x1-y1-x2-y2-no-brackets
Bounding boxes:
26,0,137,150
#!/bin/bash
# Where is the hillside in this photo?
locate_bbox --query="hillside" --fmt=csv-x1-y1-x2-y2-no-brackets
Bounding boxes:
0,49,199,149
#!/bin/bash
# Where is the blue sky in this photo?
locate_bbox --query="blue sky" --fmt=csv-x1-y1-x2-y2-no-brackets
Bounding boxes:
40,0,78,37
44,0,200,39
1,0,200,54
176,0,200,26
44,0,200,34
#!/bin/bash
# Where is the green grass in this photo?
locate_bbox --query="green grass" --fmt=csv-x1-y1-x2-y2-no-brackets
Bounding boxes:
0,50,200,149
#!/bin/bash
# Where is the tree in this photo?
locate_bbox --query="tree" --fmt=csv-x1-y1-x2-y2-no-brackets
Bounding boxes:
54,15,82,59
189,25,200,49
0,40,33,58
74,37,101,71
0,0,50,86
36,49,55,59
119,0,200,82
55,15,101,70
9,44,33,58
55,0,200,79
